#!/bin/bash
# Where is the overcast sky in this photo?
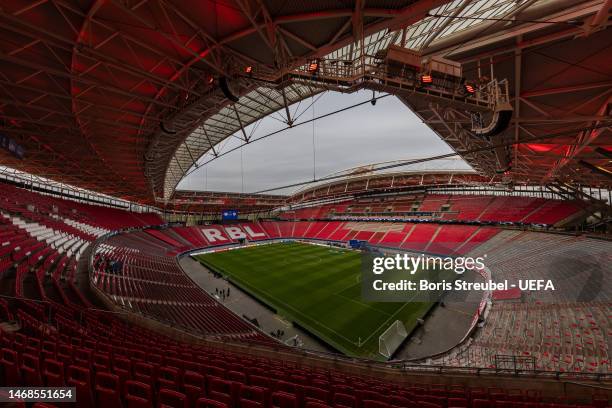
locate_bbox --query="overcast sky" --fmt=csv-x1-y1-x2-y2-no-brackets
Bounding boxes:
178,90,471,195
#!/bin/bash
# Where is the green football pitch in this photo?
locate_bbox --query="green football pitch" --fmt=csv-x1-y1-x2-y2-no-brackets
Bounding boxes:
193,241,434,360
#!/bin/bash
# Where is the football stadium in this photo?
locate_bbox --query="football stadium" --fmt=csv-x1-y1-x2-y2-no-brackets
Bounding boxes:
0,0,611,407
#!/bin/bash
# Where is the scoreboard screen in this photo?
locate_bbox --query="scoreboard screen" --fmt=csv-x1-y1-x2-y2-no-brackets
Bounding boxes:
0,133,25,159
222,209,238,220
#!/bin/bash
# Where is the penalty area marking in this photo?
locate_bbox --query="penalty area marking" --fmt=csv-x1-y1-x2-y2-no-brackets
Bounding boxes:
360,298,417,347
227,273,360,347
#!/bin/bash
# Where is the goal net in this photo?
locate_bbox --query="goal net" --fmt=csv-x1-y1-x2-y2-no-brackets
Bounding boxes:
379,320,408,359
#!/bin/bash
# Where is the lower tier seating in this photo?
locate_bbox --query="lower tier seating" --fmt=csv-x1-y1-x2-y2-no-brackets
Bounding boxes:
92,236,273,346
1,297,608,408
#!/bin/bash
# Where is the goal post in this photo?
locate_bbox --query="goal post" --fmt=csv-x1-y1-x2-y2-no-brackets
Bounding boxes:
378,320,408,359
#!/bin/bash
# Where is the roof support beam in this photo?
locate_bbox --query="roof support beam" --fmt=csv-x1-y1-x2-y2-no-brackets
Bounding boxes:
519,97,552,118
184,144,198,170
586,0,612,34
420,0,471,50
281,88,293,126
522,81,612,98
543,95,612,182
433,1,602,59
514,35,522,167
109,0,227,76
200,127,218,157
0,51,177,109
352,0,365,43
234,105,249,142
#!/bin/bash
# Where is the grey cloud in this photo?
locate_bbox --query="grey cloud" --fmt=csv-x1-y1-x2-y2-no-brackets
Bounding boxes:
178,90,469,194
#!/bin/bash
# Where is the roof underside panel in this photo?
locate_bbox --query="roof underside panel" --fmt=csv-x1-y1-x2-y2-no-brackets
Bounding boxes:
0,0,609,207
164,83,325,199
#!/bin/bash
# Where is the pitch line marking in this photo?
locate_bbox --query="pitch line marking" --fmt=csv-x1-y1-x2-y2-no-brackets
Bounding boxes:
360,293,419,346
224,273,360,346
334,280,395,318
201,242,429,351
334,292,393,318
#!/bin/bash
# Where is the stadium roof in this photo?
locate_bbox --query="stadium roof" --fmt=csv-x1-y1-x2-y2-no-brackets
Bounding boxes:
0,0,610,207
288,169,493,204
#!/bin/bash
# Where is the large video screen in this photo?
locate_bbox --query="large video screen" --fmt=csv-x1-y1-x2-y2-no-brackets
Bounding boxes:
222,209,238,220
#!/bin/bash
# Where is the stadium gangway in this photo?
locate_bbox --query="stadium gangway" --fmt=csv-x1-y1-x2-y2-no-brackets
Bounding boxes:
249,55,510,115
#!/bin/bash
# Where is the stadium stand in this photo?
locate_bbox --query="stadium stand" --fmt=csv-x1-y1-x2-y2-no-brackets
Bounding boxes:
174,227,210,248
284,194,582,226
257,221,498,256
92,234,272,344
429,230,612,373
6,295,609,408
0,184,609,407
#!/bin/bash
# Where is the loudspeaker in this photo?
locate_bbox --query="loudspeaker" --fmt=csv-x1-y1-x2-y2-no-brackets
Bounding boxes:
219,77,239,102
160,121,177,135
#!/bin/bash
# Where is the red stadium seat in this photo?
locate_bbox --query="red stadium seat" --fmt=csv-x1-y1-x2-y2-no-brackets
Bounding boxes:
362,401,390,408
134,362,157,388
227,370,247,383
67,365,94,408
389,396,413,407
250,375,271,389
183,371,206,406
417,402,443,408
42,359,65,386
472,400,492,408
304,386,330,404
1,348,22,386
158,366,181,391
448,397,468,407
124,380,153,408
95,371,122,407
196,398,229,408
93,352,111,372
334,393,357,408
158,389,188,408
20,353,43,386
207,376,234,407
240,384,269,408
272,391,299,408
305,402,332,408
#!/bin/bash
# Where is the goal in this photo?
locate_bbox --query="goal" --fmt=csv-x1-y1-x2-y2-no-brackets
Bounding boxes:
378,320,408,359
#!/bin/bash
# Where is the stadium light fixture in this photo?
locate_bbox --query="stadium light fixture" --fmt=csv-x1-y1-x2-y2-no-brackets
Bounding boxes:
420,74,433,85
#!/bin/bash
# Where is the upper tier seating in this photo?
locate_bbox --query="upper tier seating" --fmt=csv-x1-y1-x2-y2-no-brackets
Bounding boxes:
522,200,582,225
0,182,164,308
285,194,582,226
0,182,163,231
418,195,450,212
